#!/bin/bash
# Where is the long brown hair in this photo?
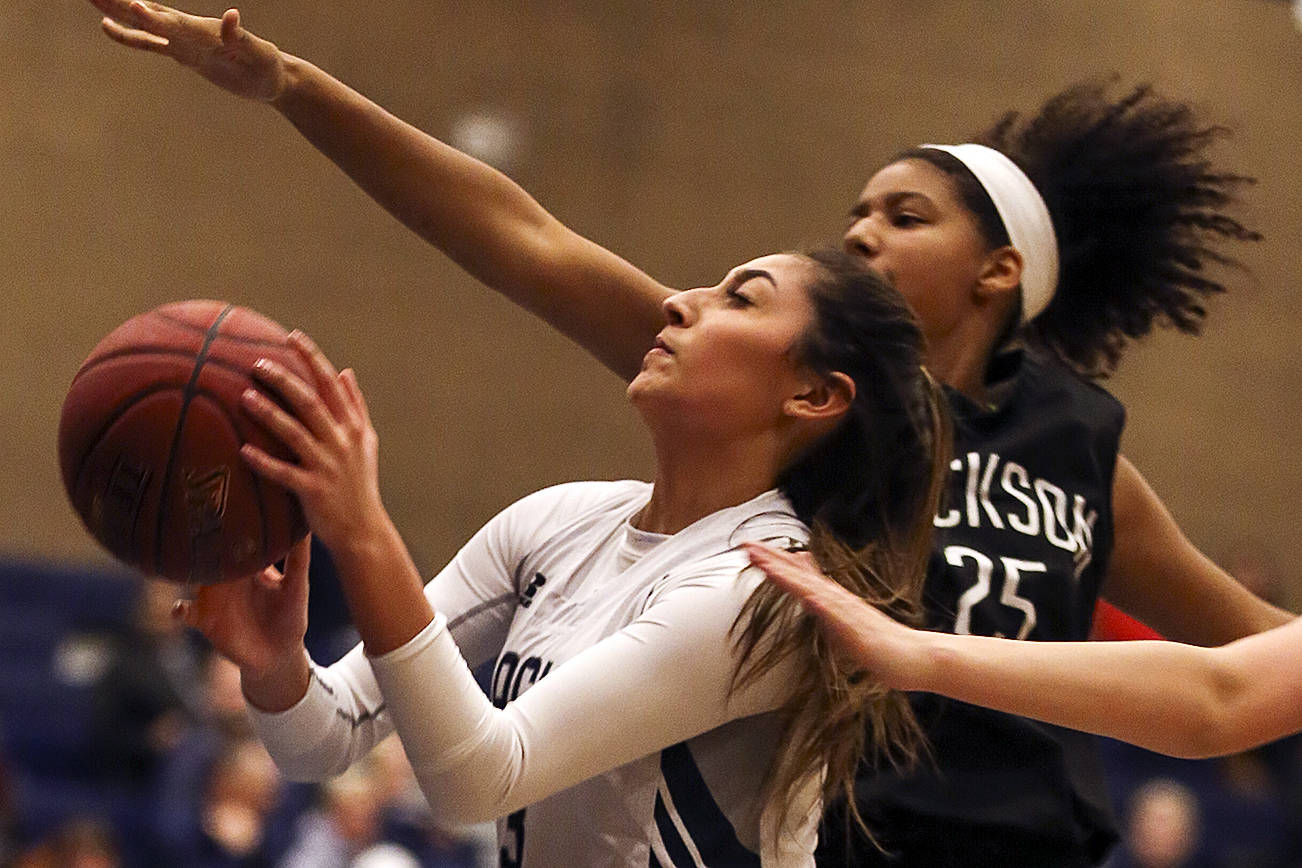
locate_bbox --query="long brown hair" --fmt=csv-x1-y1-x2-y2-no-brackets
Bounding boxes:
730,247,952,843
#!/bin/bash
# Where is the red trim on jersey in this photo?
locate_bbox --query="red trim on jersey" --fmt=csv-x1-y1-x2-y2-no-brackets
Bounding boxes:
1091,600,1165,641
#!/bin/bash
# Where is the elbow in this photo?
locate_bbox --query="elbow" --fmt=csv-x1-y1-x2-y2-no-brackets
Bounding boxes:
427,798,497,830
1157,661,1256,760
1168,717,1244,761
267,751,359,784
408,745,523,829
421,780,511,828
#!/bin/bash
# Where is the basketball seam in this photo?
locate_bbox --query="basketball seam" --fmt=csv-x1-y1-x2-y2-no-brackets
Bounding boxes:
71,342,290,385
154,309,291,347
69,384,181,564
216,392,273,570
152,309,225,336
153,303,237,581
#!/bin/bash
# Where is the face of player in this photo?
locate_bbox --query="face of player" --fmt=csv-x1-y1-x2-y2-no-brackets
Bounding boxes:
627,253,819,438
842,158,994,345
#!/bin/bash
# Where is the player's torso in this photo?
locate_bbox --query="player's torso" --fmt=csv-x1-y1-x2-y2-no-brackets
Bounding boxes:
832,352,1128,866
926,353,1125,642
486,488,810,868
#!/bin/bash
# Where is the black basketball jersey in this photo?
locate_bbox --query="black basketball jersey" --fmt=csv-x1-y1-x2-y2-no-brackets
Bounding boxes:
820,348,1126,867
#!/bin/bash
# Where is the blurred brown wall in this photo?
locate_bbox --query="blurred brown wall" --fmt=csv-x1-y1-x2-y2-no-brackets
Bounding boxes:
5,1,1301,601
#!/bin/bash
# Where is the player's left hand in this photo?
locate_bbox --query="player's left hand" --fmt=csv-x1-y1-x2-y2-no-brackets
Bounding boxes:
240,330,384,554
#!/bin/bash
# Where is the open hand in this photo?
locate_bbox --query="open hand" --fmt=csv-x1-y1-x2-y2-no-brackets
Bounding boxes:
239,330,384,555
743,542,911,685
89,1,287,102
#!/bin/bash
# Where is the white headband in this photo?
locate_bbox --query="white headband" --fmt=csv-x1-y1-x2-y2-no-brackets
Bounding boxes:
921,143,1059,323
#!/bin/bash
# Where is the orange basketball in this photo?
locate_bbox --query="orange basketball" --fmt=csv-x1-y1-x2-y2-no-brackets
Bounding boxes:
58,300,311,584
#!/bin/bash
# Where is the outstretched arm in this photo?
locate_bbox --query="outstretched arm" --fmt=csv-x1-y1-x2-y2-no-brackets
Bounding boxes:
88,1,671,380
745,542,1302,760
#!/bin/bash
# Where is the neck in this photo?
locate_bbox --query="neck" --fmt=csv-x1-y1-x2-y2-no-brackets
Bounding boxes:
923,304,1015,402
924,332,991,400
635,431,787,535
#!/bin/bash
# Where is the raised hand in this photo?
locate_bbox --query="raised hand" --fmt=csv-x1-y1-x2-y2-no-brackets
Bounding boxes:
175,534,311,678
239,331,385,556
88,1,287,102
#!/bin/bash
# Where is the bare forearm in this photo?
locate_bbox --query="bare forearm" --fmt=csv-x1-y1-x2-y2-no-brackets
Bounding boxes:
901,629,1289,758
1141,569,1293,645
747,541,1302,760
1105,455,1295,646
274,56,552,287
240,645,312,713
90,1,665,378
272,55,667,380
327,515,436,657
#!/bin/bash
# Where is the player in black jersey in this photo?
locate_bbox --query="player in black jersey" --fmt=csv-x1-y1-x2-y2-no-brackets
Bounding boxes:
83,4,1292,864
803,91,1290,866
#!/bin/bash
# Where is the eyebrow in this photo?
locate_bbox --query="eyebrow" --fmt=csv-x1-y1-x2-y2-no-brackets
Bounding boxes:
730,268,778,288
849,190,934,216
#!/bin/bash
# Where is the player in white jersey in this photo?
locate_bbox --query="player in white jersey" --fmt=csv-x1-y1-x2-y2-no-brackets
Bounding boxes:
173,249,951,866
261,481,810,867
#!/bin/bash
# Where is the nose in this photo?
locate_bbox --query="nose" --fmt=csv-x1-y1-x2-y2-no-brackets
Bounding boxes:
843,216,879,261
662,288,698,326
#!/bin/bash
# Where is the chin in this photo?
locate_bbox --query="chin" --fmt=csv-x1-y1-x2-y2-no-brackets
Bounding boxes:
627,367,672,399
626,379,685,424
626,373,650,402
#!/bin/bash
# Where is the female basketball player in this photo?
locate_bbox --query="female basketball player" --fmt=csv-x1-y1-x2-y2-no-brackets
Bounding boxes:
744,540,1302,761
84,2,1292,864
176,249,950,866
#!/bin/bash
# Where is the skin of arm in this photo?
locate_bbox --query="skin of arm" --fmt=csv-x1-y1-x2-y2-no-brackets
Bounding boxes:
271,55,671,381
744,542,1302,760
89,0,672,381
1101,455,1293,644
240,331,437,658
175,537,313,713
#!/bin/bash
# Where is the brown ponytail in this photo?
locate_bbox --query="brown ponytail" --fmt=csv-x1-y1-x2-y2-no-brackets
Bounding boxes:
730,249,952,846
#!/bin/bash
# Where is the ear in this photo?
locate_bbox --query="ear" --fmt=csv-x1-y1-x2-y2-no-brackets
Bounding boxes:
974,245,1023,304
784,371,855,422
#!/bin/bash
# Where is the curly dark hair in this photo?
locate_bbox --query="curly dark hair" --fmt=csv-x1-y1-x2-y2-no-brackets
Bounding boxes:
900,78,1261,377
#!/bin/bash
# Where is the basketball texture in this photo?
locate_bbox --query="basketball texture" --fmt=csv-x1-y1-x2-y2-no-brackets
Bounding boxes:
58,300,312,584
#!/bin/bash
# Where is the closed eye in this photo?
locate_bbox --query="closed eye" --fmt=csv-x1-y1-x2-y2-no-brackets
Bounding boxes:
726,287,754,306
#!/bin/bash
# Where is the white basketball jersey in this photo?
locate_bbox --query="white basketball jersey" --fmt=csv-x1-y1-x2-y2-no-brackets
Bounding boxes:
252,481,818,867
476,481,814,867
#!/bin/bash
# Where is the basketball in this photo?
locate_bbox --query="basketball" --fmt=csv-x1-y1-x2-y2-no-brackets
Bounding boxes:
58,300,312,584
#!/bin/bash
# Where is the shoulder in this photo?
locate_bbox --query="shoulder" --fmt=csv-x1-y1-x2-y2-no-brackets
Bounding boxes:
1020,350,1124,414
499,479,650,526
951,349,1126,478
986,349,1126,441
471,479,650,556
646,550,780,611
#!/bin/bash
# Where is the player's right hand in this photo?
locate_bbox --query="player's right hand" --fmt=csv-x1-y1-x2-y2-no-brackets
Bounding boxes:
174,534,312,679
88,1,287,103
